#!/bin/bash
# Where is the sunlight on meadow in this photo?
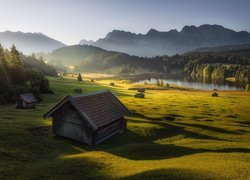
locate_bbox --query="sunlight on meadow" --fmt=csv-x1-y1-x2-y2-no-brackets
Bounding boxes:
43,76,250,179
0,0,250,179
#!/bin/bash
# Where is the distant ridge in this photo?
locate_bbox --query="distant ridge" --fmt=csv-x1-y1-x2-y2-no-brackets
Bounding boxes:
79,39,94,45
0,30,66,54
86,24,250,56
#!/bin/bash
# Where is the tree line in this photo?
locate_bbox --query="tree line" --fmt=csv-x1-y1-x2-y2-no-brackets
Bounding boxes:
0,44,57,104
74,49,250,84
43,45,250,85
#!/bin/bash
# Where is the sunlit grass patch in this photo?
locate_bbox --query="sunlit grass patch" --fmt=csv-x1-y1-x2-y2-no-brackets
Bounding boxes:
0,76,249,179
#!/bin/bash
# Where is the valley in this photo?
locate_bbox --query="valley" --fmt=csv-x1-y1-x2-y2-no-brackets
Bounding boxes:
42,44,250,88
0,1,249,179
0,75,249,179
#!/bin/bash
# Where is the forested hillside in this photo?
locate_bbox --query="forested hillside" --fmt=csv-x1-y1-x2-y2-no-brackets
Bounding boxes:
182,53,250,83
0,44,57,104
44,45,250,84
21,54,57,76
45,45,162,73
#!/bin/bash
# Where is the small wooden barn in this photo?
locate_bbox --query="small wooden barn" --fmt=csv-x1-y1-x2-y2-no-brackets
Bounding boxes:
43,90,130,145
16,93,37,109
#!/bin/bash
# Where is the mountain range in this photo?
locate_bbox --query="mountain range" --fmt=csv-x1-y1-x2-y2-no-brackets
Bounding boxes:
80,24,250,56
1,24,250,56
0,30,65,54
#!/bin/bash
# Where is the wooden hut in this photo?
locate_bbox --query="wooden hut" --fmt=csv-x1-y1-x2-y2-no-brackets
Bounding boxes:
212,89,218,97
43,90,130,145
16,93,37,109
135,92,145,98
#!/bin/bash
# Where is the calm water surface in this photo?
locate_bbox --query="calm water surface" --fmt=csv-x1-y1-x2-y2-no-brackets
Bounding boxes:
134,77,244,90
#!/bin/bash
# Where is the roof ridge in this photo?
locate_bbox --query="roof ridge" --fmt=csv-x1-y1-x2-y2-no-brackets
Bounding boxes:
72,89,110,98
68,96,98,130
108,91,131,114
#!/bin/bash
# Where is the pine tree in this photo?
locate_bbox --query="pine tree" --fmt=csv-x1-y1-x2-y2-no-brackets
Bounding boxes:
9,45,23,67
0,63,10,103
8,45,24,85
246,84,250,92
0,44,8,69
0,44,10,103
160,80,164,86
77,73,82,81
156,79,160,86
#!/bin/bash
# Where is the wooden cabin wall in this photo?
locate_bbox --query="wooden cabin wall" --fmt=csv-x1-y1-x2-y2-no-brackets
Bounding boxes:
95,119,124,143
16,100,35,109
52,102,93,145
25,102,36,108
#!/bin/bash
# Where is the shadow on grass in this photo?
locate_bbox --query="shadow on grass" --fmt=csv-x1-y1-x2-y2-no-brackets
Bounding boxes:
131,112,184,121
16,153,107,179
131,112,164,121
100,133,250,160
64,126,250,161
103,142,206,160
172,122,243,135
122,168,214,180
233,120,250,126
24,117,249,165
127,118,223,141
130,112,246,136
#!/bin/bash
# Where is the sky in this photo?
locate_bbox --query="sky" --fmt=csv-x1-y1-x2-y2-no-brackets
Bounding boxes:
0,0,249,45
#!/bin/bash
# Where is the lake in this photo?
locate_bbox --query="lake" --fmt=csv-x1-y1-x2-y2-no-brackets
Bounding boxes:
133,77,244,90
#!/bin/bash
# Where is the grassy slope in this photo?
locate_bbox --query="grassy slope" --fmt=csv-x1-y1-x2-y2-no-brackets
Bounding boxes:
0,76,249,179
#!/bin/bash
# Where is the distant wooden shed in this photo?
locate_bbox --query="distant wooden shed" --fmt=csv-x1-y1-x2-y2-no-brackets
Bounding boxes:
43,90,130,145
135,92,145,98
16,93,37,109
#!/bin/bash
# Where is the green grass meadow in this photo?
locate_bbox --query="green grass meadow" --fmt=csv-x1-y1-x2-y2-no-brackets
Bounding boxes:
0,76,250,179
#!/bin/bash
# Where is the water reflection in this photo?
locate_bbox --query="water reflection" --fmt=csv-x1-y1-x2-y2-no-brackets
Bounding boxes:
133,76,244,90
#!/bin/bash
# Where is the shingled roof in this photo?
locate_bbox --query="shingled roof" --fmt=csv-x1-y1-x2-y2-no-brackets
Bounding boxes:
43,90,130,130
20,93,37,103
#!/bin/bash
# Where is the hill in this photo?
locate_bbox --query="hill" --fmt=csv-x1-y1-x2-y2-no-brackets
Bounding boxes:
45,45,153,73
0,30,66,54
47,45,108,65
91,24,250,56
